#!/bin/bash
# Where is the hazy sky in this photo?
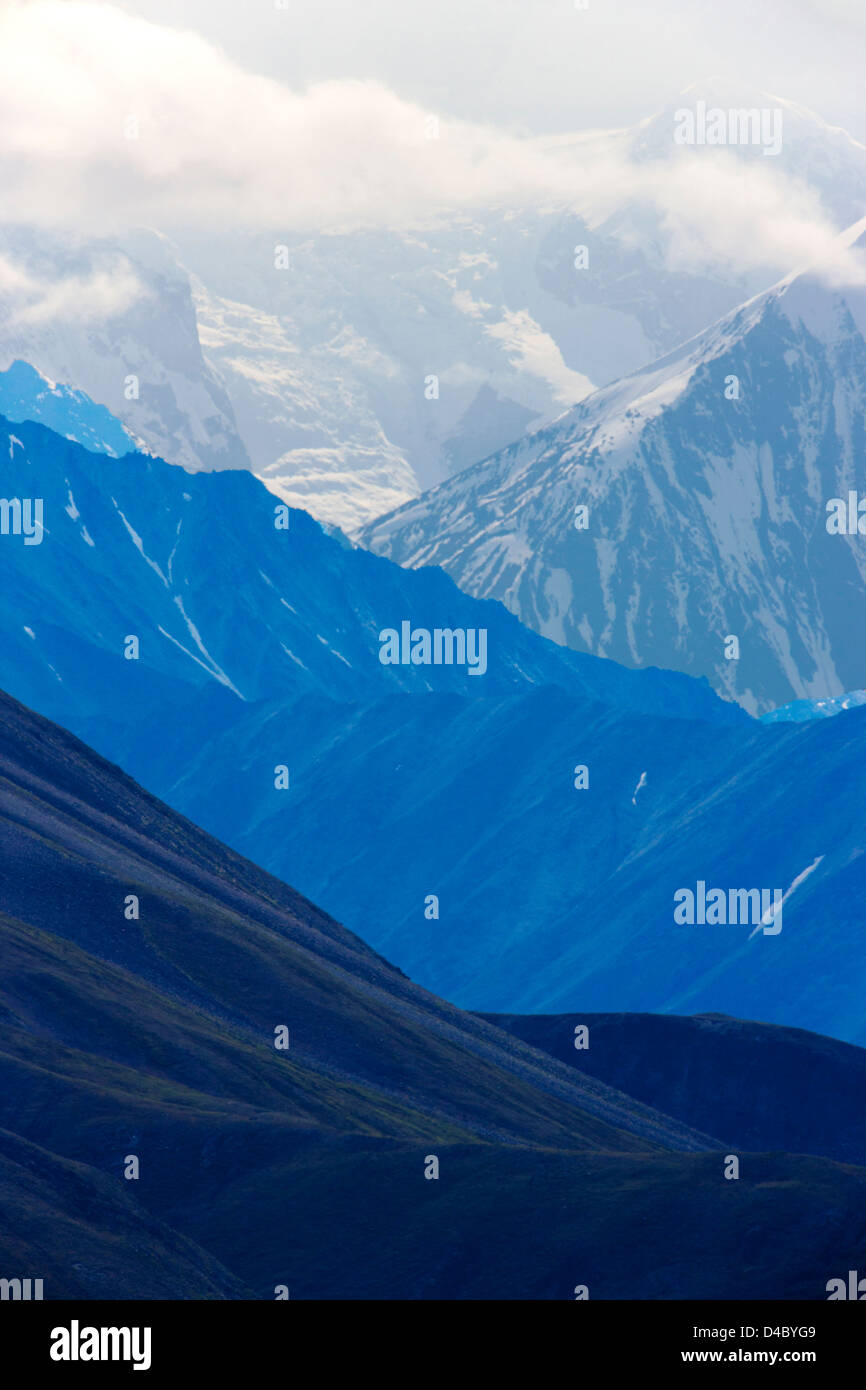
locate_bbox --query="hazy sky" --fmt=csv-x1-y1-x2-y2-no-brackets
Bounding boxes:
110,0,866,141
1,0,864,308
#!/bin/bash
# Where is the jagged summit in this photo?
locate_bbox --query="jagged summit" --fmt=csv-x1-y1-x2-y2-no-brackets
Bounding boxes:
361,217,866,713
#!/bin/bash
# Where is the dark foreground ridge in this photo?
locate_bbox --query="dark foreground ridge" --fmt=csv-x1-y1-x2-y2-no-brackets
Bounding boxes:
0,686,864,1298
484,1011,866,1166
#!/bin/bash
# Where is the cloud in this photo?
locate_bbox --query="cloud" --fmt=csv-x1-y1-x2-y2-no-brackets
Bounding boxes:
646,155,866,287
0,248,145,326
794,0,866,29
1,0,865,287
0,0,575,229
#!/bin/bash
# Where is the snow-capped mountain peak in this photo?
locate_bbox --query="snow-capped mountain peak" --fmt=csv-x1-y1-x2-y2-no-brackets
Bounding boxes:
360,218,866,714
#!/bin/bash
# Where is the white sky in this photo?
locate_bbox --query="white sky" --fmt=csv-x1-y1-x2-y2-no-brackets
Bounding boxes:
108,0,866,141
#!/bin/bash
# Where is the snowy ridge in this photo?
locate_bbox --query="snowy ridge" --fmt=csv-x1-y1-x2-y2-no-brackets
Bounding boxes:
361,220,866,713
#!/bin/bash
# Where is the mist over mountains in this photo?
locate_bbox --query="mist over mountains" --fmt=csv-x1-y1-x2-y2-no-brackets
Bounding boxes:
3,79,865,532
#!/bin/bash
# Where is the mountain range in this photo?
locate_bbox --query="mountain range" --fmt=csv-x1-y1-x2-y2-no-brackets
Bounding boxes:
1,682,864,1298
0,402,864,1044
3,80,866,532
3,70,866,1303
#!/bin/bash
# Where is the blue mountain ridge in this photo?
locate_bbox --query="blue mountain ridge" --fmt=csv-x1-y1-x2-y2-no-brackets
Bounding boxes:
157,685,866,1043
0,360,137,459
763,690,866,722
1,402,864,1042
0,410,743,719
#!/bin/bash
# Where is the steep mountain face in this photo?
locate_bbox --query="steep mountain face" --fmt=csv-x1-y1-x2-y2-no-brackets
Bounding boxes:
361,224,866,713
484,1012,866,1166
1,684,865,1300
0,225,250,474
192,279,420,531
